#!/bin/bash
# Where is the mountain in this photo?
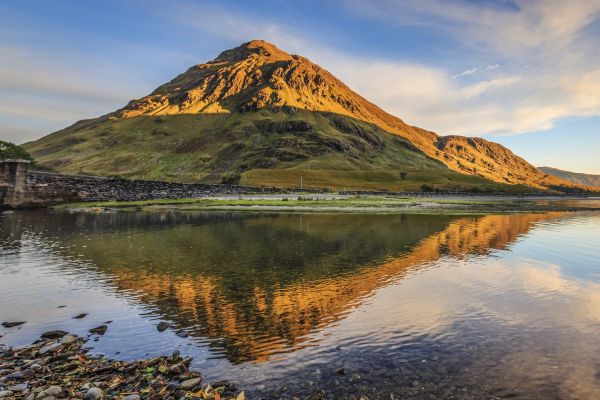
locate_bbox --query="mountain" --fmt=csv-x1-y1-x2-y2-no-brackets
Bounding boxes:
24,40,581,192
539,167,600,188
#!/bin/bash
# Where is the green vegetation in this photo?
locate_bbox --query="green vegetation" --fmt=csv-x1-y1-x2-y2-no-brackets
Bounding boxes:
24,111,529,193
54,195,600,214
0,140,33,160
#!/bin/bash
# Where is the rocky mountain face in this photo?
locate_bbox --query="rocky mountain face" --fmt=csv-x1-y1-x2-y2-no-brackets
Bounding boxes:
539,167,600,188
25,40,580,192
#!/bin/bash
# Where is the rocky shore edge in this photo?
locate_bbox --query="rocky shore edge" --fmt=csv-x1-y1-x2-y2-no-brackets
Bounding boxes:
0,332,244,400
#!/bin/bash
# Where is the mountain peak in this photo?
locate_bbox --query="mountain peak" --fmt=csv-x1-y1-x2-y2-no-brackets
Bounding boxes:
214,40,292,63
79,40,580,191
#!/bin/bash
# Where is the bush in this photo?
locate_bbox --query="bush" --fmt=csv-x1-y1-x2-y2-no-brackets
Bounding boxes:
0,141,33,161
221,173,241,185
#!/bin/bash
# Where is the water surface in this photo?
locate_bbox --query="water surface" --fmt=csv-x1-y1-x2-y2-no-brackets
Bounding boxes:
1,210,600,399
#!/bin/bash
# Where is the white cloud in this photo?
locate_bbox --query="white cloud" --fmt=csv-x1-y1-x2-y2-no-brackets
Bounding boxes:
459,76,521,99
453,67,478,79
338,0,600,135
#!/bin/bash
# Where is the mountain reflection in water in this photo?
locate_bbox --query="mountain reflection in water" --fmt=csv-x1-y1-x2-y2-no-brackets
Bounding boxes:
1,210,599,399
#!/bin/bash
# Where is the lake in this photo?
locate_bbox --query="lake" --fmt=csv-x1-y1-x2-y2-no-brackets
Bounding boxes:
1,209,600,399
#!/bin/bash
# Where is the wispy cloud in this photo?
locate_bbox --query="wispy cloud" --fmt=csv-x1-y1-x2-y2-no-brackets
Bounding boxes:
453,67,478,79
339,0,600,135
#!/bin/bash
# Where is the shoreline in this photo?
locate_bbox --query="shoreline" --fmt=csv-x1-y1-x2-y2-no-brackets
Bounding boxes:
51,195,600,215
0,331,244,400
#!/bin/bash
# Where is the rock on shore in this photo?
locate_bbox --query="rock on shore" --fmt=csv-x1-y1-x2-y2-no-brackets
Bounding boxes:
0,334,244,399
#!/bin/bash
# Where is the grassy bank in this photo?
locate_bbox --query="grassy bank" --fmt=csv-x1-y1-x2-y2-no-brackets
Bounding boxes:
53,195,600,214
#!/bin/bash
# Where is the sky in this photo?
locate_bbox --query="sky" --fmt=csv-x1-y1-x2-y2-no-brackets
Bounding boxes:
1,0,599,173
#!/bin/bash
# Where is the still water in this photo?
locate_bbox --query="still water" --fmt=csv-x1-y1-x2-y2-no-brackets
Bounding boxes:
1,210,600,399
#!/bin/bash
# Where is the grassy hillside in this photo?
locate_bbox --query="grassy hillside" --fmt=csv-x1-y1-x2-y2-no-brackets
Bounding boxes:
25,110,527,192
23,41,583,193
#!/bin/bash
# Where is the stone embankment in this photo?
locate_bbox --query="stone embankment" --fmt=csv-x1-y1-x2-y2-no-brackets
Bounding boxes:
0,160,271,209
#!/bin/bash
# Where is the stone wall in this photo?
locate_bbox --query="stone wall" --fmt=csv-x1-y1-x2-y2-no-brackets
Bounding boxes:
0,160,270,209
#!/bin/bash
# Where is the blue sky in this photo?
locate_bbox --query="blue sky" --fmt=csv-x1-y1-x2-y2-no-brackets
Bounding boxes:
1,0,599,173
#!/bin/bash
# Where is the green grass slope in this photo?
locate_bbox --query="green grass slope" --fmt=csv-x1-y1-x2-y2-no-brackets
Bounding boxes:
25,109,529,192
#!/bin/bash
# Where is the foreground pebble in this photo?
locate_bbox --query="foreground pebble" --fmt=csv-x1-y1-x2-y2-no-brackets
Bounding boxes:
0,332,244,399
83,387,103,400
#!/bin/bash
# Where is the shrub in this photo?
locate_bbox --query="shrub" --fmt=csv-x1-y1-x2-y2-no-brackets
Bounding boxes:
420,184,435,192
221,173,241,185
0,140,33,161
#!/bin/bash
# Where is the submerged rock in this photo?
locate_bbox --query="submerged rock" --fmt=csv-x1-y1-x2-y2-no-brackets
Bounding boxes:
1,321,25,328
156,321,171,332
73,313,88,319
40,330,67,339
88,325,107,335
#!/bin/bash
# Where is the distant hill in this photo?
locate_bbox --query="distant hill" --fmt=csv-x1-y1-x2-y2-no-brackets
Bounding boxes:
24,40,582,193
539,167,600,188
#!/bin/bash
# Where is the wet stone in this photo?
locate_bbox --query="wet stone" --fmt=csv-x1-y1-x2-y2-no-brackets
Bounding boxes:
40,330,68,340
1,321,25,328
179,377,202,390
0,391,14,398
5,369,35,380
8,383,28,392
89,325,107,335
28,363,42,371
46,386,62,397
83,387,103,400
38,342,61,355
157,321,171,332
168,364,186,375
60,335,77,344
73,313,88,319
0,333,242,400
